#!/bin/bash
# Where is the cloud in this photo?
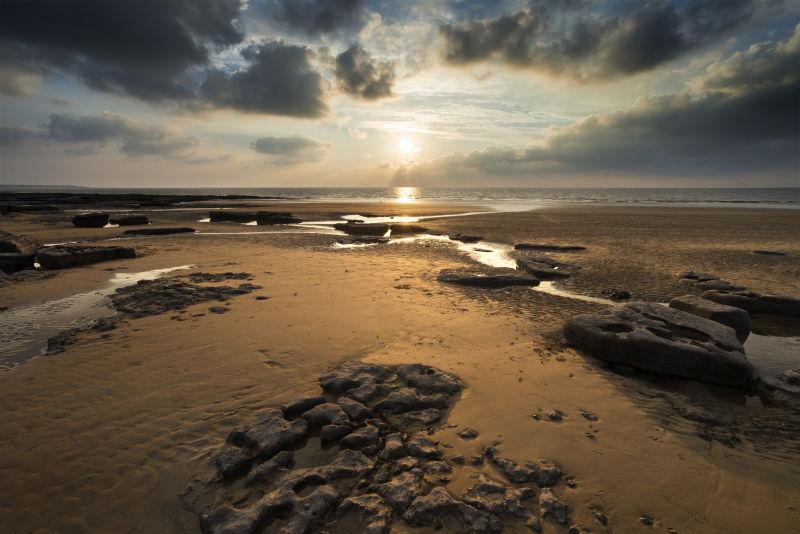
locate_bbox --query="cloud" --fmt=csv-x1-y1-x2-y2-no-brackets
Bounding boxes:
334,45,395,100
200,41,328,117
250,135,329,164
1,112,205,161
0,0,245,101
394,26,800,185
249,0,368,37
440,0,765,81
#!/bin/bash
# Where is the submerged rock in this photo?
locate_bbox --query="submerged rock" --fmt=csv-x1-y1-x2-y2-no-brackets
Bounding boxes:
36,246,136,269
703,290,800,317
123,227,195,236
514,243,586,252
334,222,390,236
564,302,753,386
256,211,301,225
437,267,540,288
72,212,109,227
669,294,750,340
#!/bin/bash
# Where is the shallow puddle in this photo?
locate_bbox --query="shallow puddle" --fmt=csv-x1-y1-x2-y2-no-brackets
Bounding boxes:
0,265,193,369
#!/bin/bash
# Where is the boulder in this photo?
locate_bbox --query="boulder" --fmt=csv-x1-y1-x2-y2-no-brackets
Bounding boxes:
0,252,35,273
669,294,751,340
123,227,195,236
281,395,326,419
208,210,257,223
703,290,800,318
0,233,42,255
256,211,301,225
437,267,539,288
403,487,503,533
338,397,372,420
377,470,423,513
405,433,441,459
36,246,136,270
72,212,110,227
334,222,389,236
110,214,149,226
516,257,571,279
514,243,586,252
563,302,753,386
449,234,483,243
300,403,350,426
389,224,428,235
340,425,381,450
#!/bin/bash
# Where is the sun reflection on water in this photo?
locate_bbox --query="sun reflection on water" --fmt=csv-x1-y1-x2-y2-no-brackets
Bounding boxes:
394,186,419,203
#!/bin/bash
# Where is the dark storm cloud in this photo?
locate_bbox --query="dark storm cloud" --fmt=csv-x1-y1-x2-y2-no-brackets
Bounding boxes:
396,27,800,184
249,0,368,37
334,45,395,100
440,0,764,80
250,135,329,164
200,41,328,117
0,0,245,101
0,112,200,159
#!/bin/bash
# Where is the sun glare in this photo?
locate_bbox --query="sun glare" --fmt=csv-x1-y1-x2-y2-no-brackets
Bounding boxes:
394,186,419,203
397,137,420,156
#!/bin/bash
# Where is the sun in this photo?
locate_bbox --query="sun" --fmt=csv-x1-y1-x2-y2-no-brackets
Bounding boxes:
397,137,420,156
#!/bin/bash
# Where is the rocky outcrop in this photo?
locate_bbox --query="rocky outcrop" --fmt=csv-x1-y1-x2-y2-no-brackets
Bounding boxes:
389,224,428,235
256,211,302,225
109,214,149,226
209,210,257,223
437,267,540,288
515,257,572,279
72,212,110,227
703,290,800,318
514,243,586,252
123,227,195,236
403,487,502,533
448,234,483,243
36,246,136,270
669,294,751,340
334,222,390,236
564,302,753,386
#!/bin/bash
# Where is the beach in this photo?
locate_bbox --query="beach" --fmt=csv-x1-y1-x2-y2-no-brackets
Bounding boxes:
1,198,799,533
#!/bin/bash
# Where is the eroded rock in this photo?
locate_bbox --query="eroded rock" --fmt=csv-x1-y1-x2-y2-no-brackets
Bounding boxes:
336,494,392,534
539,488,568,525
36,246,136,270
256,211,301,225
403,487,503,533
389,224,428,235
703,290,800,318
437,267,540,288
669,294,750,340
462,475,534,518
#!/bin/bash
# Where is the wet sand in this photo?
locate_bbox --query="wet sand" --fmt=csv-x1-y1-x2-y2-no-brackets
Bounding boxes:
1,202,799,533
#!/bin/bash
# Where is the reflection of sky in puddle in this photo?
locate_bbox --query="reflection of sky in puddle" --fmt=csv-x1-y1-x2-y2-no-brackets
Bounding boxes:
0,265,193,369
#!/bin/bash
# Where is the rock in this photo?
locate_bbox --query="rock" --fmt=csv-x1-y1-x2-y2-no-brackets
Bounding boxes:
403,486,503,533
397,364,461,394
449,455,466,465
457,428,479,440
423,461,453,475
0,233,42,255
281,396,326,419
669,294,751,340
373,388,449,413
336,236,390,245
563,302,754,386
36,246,136,269
679,271,719,282
245,450,293,486
449,234,483,243
389,224,428,235
526,459,561,487
485,448,531,483
334,222,390,236
256,211,301,225
211,445,253,478
380,433,408,460
694,279,745,291
109,214,149,226
406,433,442,459
514,243,586,252
208,210,257,223
337,494,392,534
546,410,565,422
539,488,568,525
437,267,540,288
703,290,800,317
753,250,786,256
0,252,35,273
319,362,392,395
222,408,308,471
516,257,572,279
777,369,800,386
340,425,381,450
123,227,195,235
462,475,534,517
320,424,352,443
579,409,598,421
377,470,423,513
72,212,109,227
338,397,372,420
394,408,442,427
300,403,350,426
601,289,631,301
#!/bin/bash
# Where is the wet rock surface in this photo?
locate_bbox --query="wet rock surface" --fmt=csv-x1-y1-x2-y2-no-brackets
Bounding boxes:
256,211,302,225
336,236,389,245
564,302,754,386
514,243,586,252
515,256,573,280
703,290,800,318
0,233,42,255
209,210,257,223
109,214,149,226
334,222,389,236
123,227,195,236
36,246,136,270
72,212,109,227
437,267,540,288
389,224,428,235
192,362,560,534
449,234,483,243
679,271,745,291
669,294,751,340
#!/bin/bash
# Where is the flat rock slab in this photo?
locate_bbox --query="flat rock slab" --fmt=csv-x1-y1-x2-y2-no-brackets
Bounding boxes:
389,224,428,235
564,302,753,386
334,222,390,236
670,294,750,340
336,236,390,245
514,243,586,252
36,246,136,270
703,290,800,318
110,215,149,226
208,210,256,223
515,257,571,280
72,212,109,227
437,267,540,288
123,227,195,236
256,211,301,225
449,234,483,243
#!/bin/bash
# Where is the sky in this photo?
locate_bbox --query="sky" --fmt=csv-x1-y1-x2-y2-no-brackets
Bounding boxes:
0,0,798,188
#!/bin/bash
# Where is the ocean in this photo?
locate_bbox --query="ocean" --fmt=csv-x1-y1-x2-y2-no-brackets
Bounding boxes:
2,186,799,209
